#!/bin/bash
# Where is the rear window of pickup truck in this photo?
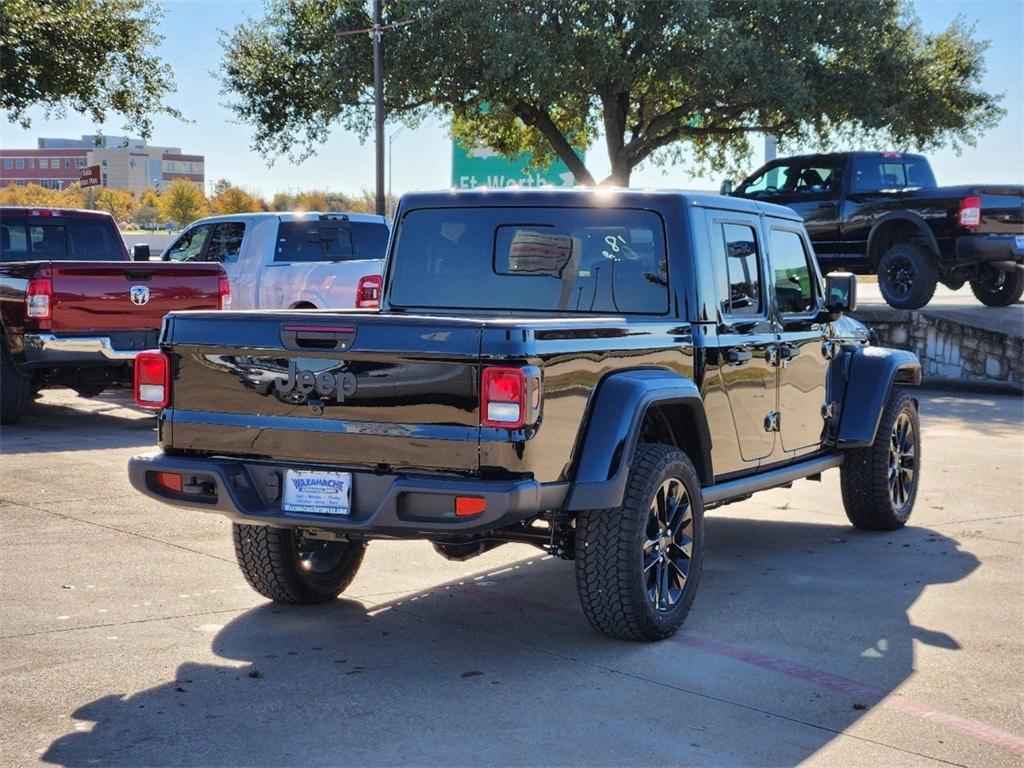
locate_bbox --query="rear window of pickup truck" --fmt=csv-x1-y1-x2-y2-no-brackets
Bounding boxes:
389,207,669,314
0,217,124,262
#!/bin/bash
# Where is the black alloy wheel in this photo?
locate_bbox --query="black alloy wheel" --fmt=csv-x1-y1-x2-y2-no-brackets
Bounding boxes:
887,411,917,516
643,477,695,613
877,243,938,310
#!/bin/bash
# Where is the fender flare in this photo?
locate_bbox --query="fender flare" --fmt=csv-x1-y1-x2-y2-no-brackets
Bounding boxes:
866,212,941,269
835,346,921,448
564,369,712,511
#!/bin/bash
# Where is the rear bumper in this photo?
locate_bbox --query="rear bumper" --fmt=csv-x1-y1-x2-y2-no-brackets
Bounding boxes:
955,233,1024,265
22,332,156,366
127,452,568,537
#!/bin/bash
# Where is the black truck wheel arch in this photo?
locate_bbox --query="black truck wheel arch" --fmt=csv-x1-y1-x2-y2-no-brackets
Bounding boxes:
563,369,712,511
834,347,921,448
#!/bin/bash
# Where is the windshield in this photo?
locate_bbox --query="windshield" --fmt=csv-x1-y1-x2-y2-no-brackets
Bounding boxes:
388,207,669,314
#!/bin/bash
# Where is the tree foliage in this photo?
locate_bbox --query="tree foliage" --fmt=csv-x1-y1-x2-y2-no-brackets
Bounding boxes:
0,0,179,137
221,0,1004,185
211,184,263,214
158,179,208,225
94,188,137,223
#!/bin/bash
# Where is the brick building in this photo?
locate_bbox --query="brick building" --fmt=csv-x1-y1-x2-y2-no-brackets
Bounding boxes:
0,136,204,194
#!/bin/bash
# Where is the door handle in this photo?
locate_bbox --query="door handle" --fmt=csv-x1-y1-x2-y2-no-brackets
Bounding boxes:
724,348,752,365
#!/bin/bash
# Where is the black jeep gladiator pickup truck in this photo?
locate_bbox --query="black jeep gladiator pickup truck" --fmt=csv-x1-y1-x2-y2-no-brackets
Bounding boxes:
730,152,1024,309
128,190,922,641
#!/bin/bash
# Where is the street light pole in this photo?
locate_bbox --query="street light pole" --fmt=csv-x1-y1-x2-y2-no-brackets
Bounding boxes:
387,126,403,218
373,0,385,217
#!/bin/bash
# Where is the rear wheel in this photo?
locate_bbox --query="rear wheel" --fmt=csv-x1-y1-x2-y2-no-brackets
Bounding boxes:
877,243,938,310
1,340,30,425
969,266,1024,307
232,524,366,604
840,388,920,530
575,444,704,641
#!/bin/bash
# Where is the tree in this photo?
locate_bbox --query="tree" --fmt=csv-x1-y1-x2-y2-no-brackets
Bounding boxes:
211,184,263,214
0,183,61,208
134,205,160,229
1,0,180,138
159,179,208,226
94,188,137,224
139,187,161,209
222,0,1004,186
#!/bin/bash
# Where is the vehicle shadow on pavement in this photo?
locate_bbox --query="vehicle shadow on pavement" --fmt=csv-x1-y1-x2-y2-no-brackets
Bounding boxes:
0,391,156,454
42,518,982,767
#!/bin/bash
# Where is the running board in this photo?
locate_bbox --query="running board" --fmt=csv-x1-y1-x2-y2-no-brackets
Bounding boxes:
701,453,844,508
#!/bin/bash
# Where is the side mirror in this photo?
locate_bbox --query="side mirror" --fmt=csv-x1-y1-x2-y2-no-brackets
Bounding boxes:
133,243,151,261
719,179,735,196
822,272,857,320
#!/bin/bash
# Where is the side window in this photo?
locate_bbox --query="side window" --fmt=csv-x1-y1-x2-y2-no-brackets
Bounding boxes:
770,229,818,315
204,222,245,263
714,222,763,317
739,162,799,197
795,162,841,194
275,220,355,263
165,225,211,262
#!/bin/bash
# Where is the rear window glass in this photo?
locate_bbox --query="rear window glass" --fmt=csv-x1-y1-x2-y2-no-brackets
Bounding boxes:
274,219,388,263
389,207,669,314
851,156,936,192
0,216,124,262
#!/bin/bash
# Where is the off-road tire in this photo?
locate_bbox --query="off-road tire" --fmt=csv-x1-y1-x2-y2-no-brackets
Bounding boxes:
232,523,366,604
969,267,1024,307
877,243,939,310
1,339,30,425
575,444,704,641
840,388,920,531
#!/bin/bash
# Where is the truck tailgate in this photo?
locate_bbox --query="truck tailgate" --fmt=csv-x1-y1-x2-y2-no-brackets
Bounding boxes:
164,311,484,473
49,262,224,332
978,186,1024,234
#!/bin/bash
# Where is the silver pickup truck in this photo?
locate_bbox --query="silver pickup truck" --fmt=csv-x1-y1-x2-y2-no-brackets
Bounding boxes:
160,212,391,310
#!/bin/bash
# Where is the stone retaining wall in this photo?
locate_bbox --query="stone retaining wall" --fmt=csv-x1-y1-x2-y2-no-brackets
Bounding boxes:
851,307,1023,393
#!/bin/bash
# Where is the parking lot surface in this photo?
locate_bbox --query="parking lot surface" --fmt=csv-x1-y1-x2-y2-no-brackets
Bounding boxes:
1,388,1021,767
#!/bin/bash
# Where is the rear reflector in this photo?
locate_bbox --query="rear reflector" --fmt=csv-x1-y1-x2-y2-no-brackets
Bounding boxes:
356,274,383,308
134,350,170,409
155,472,183,492
957,196,981,228
455,496,487,517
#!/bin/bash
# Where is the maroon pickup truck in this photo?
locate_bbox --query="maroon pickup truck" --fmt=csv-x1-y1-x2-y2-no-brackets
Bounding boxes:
1,207,228,424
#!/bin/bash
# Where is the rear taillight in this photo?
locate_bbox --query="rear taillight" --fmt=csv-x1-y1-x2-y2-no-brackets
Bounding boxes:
356,274,382,309
481,366,541,429
218,274,231,310
957,196,981,228
26,268,53,329
134,350,170,409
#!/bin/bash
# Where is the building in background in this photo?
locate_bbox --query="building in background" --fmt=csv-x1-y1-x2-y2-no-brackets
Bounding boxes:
0,136,204,194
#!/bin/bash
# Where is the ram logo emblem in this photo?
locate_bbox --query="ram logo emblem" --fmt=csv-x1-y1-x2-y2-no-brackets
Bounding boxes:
129,285,150,306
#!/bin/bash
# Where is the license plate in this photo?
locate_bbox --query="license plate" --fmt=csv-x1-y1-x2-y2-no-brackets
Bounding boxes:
282,470,352,515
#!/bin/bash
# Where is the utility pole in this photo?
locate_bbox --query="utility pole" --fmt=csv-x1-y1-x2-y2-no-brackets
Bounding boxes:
373,0,385,217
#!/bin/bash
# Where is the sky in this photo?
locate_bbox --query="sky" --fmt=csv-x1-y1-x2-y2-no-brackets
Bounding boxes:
3,0,1022,197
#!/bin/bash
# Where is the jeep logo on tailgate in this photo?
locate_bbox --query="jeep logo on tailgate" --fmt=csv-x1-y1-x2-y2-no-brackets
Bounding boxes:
274,361,357,402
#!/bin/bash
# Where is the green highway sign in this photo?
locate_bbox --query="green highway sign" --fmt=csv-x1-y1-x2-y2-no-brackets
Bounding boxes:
451,140,577,189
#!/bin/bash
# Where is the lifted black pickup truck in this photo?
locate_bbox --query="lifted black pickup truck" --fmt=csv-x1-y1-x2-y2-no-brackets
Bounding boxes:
128,190,922,641
730,152,1024,309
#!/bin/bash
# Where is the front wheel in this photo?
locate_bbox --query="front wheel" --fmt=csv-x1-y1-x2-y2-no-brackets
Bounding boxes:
969,266,1024,307
232,524,366,604
575,444,704,641
877,243,938,310
840,388,920,530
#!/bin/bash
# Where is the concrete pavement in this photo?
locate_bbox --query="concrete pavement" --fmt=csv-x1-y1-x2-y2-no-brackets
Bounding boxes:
1,388,1021,767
